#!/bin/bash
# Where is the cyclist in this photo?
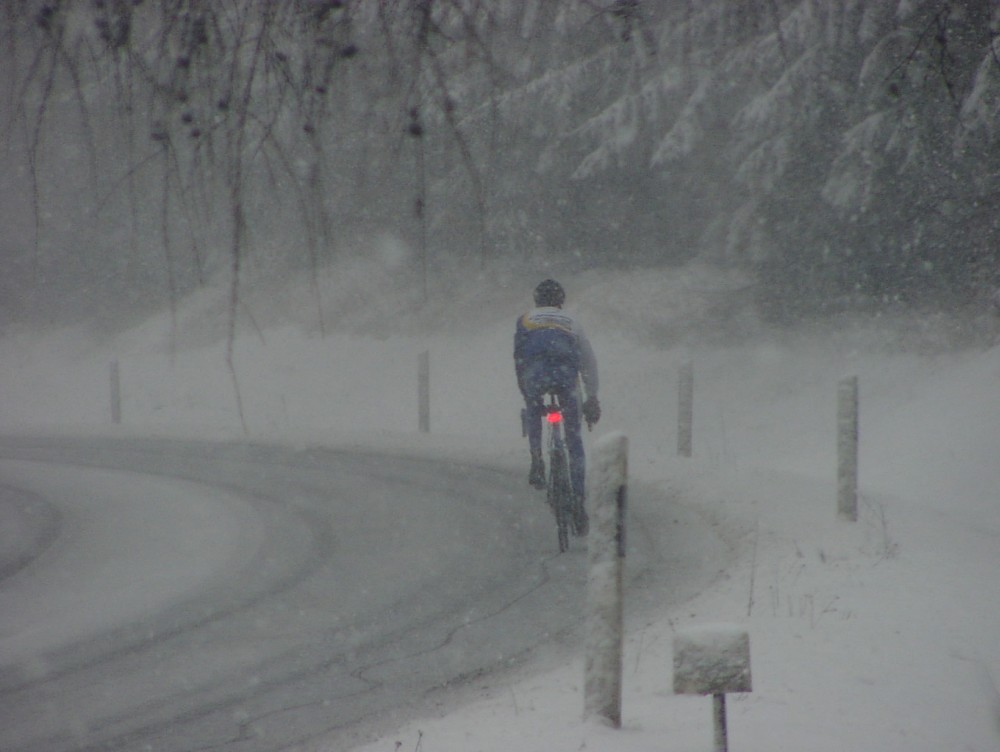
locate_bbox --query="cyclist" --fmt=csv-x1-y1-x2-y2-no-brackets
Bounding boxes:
514,279,601,504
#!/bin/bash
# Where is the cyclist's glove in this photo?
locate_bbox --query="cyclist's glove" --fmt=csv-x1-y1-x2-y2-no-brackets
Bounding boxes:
582,396,601,428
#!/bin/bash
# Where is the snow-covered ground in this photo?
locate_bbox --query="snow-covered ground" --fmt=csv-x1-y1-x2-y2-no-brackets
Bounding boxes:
1,266,998,751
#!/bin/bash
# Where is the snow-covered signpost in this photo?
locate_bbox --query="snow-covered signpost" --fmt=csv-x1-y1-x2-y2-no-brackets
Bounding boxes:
678,361,694,457
674,625,753,752
837,375,859,521
584,432,628,727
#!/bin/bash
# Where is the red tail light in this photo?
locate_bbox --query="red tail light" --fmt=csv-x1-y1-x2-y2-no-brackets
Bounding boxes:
547,411,563,424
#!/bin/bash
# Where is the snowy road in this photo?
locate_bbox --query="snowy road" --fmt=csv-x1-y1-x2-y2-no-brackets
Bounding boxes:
0,436,726,751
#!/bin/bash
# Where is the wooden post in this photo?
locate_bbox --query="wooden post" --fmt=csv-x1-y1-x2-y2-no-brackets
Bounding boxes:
837,375,859,521
418,350,430,433
678,361,693,457
110,359,121,424
584,432,628,727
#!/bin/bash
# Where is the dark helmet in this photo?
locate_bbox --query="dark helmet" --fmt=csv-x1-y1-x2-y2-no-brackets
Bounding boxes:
533,278,565,307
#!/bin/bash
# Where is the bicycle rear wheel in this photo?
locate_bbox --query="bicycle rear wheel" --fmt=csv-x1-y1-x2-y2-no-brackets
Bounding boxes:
547,448,572,553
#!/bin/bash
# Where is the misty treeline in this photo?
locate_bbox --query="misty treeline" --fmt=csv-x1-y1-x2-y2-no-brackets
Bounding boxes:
2,0,999,329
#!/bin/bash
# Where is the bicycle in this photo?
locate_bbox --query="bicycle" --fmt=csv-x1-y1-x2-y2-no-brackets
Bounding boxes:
528,393,588,553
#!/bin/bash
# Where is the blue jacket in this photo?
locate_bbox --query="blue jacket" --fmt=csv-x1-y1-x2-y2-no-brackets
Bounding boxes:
514,306,598,398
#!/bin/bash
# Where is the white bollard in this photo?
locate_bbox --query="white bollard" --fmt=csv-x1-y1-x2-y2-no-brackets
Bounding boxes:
110,359,121,424
837,375,858,521
584,432,628,727
418,350,430,433
678,361,693,457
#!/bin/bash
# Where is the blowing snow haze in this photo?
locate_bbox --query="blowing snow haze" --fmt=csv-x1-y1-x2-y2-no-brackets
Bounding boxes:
2,4,1000,751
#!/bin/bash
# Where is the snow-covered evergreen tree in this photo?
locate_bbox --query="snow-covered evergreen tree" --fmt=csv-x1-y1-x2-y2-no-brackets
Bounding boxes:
1,0,997,326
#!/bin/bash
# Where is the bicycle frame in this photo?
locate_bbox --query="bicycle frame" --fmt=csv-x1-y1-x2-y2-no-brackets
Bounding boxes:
543,393,574,552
